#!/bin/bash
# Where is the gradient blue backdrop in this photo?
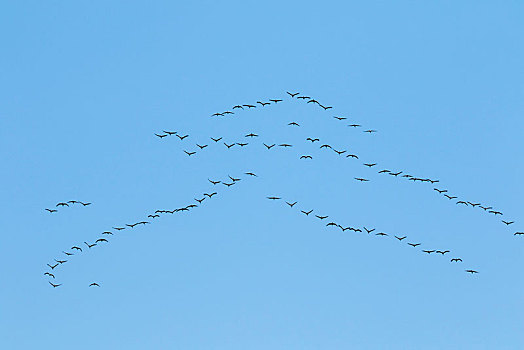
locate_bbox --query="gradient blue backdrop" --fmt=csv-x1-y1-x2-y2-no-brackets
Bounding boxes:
1,1,523,349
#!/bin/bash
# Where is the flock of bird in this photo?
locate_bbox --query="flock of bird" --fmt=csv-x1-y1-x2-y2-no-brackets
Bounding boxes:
44,90,520,287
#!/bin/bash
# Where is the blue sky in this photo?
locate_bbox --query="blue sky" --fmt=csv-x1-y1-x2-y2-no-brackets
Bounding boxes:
1,1,523,349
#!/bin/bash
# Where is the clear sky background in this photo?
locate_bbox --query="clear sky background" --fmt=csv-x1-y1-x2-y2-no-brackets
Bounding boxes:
1,1,523,349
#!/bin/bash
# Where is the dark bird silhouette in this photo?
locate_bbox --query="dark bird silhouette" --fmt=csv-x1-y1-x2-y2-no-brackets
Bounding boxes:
364,129,377,133
408,243,421,247
434,188,448,193
224,142,235,149
233,105,243,109
480,206,492,211
89,283,100,287
208,179,221,185
236,142,248,147
163,130,176,135
95,238,108,243
71,246,82,251
184,150,196,156
489,210,503,215
354,178,369,182
514,232,524,236
212,113,224,117
195,197,206,204
363,227,375,234
465,269,479,274
56,202,69,207
422,250,435,254
68,200,79,204
286,201,297,207
315,215,328,220
320,105,333,110
229,175,241,182
147,215,160,218
378,170,390,174
55,259,67,264
113,227,125,231
44,272,55,278
451,258,463,262
436,250,450,255
502,220,514,225
301,209,313,216
263,143,276,149
84,241,97,248
287,92,300,98
257,101,270,106
196,144,208,149
445,195,457,200
363,163,377,167
394,236,407,241
300,155,313,159
211,137,222,142
307,99,319,104
306,138,320,142
126,223,138,228
47,263,59,270
245,172,257,177
390,171,402,176
270,99,283,103
62,251,74,256
334,116,347,120
177,134,189,140
326,222,338,227
45,208,57,213
467,202,481,207
346,154,359,159
297,96,310,100
267,196,281,200
101,231,113,235
279,144,292,147
223,111,234,115
80,202,92,206
155,133,168,138
243,104,256,108
288,122,300,126
320,144,332,149
245,133,258,138
456,201,468,206
334,149,346,155
49,282,62,288
204,192,217,198
348,124,361,128
222,182,235,187
376,232,388,237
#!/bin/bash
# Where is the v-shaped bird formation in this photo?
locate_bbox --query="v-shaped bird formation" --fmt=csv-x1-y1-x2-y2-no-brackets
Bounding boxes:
43,90,520,288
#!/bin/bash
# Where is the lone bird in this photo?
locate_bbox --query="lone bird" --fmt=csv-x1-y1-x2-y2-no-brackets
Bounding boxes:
300,155,313,159
89,283,100,287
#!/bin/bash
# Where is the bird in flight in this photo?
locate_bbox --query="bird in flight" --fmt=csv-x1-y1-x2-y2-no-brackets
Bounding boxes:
436,250,450,255
390,171,402,176
320,105,333,110
334,116,346,120
62,251,74,256
270,99,283,103
279,144,292,147
155,133,168,138
257,101,270,106
348,124,361,128
49,282,62,288
394,236,407,241
196,144,208,149
222,182,235,187
236,142,248,147
320,144,332,149
45,208,57,213
287,92,299,98
95,238,108,243
465,269,479,274
364,129,377,133
306,138,320,142
489,210,503,215
444,195,457,200
80,202,91,206
177,134,189,140
84,241,97,248
300,155,313,159
263,143,276,149
315,215,328,220
288,122,300,126
71,246,82,252
232,105,243,109
47,263,59,270
354,178,369,182
184,150,196,156
113,227,125,231
245,172,257,177
89,283,100,287
245,133,258,138
456,201,468,206
376,232,388,237
204,192,217,198
56,202,69,207
55,259,67,264
267,196,281,200
363,227,375,234
333,149,346,155
450,258,463,262
502,220,514,225
211,137,222,142
195,197,206,204
434,188,447,194
286,201,297,207
346,154,359,159
363,163,377,167
243,104,256,108
378,169,390,174
297,96,310,100
208,179,221,185
408,243,421,247
422,250,435,254
44,272,55,278
301,209,313,216
224,142,235,149
514,232,524,236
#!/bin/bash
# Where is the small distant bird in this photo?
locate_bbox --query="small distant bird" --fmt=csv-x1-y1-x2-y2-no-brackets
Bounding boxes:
480,206,492,211
436,250,450,255
212,113,224,117
320,144,332,149
514,232,524,236
49,282,62,288
67,200,79,204
113,227,125,230
364,130,377,133
326,222,338,227
208,179,221,185
334,116,346,120
301,209,313,216
287,92,300,98
62,251,73,256
378,170,390,174
315,215,328,220
211,137,222,142
288,122,300,126
229,175,241,182
467,202,480,207
390,171,402,176
236,142,248,147
502,220,514,225
56,202,69,207
184,150,196,156
147,215,159,218
80,202,92,206
89,283,100,287
71,246,82,251
245,133,258,138
451,258,463,262
434,188,447,193
267,196,281,200
270,99,283,103
376,232,388,237
196,144,208,149
84,241,97,248
445,195,457,200
363,163,377,167
422,250,435,254
320,105,332,110
163,130,177,135
408,243,421,247
224,142,235,149
300,155,313,159
195,197,206,204
155,133,168,138
354,178,369,182
465,269,478,274
348,124,361,128
177,134,189,140
264,143,276,149
489,210,503,215
204,192,217,198
297,96,310,100
346,154,359,159
286,201,297,207
222,182,235,187
55,259,67,264
306,138,320,142
233,105,243,109
457,201,468,206
47,263,59,270
333,149,346,155
243,104,256,108
307,99,319,104
95,238,108,243
279,144,292,147
44,272,55,278
363,227,375,234
245,172,257,177
394,236,407,241
45,209,57,213
257,101,270,106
